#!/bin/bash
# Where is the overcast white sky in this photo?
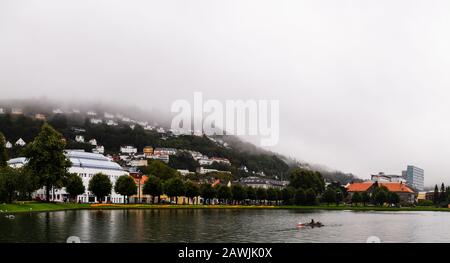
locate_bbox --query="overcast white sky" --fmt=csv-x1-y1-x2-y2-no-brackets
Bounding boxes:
1,0,450,186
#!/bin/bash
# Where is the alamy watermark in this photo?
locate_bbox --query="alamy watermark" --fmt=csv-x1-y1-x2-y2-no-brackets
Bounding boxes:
171,92,279,147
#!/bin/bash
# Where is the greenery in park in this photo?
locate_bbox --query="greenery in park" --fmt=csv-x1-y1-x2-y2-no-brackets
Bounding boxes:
256,188,267,205
216,185,232,204
289,168,325,194
142,175,164,203
304,188,317,205
168,152,199,172
372,186,388,206
245,186,256,203
231,184,246,204
361,192,370,206
0,132,7,167
88,173,112,203
294,188,306,205
65,173,85,202
114,175,137,204
266,188,278,205
281,187,294,205
200,184,216,205
24,123,71,202
140,160,179,180
351,192,362,206
184,181,200,205
164,177,186,204
321,187,337,206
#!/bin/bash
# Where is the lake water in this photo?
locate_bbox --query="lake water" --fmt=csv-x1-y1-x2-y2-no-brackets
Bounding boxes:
1,209,450,243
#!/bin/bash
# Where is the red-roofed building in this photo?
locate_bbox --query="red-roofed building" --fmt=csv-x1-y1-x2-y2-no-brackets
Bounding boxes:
346,181,416,204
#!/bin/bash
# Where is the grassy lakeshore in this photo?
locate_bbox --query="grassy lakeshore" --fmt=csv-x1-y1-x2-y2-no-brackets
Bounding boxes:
1,202,450,213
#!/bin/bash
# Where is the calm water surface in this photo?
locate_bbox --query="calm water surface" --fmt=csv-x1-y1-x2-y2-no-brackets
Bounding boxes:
1,209,449,243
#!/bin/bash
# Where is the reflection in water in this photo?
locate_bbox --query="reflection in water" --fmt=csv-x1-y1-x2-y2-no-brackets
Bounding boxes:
1,209,450,243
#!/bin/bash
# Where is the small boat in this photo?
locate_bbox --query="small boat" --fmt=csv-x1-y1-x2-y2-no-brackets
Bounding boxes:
5,215,15,220
297,220,323,228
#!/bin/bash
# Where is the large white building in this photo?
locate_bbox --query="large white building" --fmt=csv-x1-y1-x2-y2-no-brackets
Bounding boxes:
10,150,128,203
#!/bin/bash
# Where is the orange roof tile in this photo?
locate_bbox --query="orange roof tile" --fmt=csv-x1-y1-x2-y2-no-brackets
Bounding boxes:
346,182,414,193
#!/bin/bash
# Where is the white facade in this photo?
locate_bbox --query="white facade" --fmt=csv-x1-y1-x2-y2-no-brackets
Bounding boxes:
7,157,27,168
5,141,12,149
104,112,114,119
0,108,4,114
92,145,105,154
75,135,85,143
11,108,23,115
35,150,129,203
89,139,97,146
53,109,64,114
87,111,97,116
15,138,26,146
90,118,103,124
199,158,213,166
120,146,137,154
106,120,118,126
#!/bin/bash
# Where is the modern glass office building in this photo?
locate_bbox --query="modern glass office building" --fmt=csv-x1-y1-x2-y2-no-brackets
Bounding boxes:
404,165,424,191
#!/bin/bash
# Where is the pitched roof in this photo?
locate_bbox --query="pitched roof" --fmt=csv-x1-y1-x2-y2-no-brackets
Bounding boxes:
346,182,414,193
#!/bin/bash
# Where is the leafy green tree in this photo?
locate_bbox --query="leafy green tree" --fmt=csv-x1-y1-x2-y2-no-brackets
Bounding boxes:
0,167,19,203
143,175,163,203
266,188,278,205
143,160,178,180
217,185,232,204
65,173,85,202
168,152,199,172
387,192,400,206
288,168,325,194
294,188,306,205
373,189,387,206
24,123,71,202
351,192,361,206
200,184,216,205
335,190,343,206
114,175,137,204
88,173,112,203
256,188,267,205
245,186,256,205
305,188,317,205
15,168,39,201
231,184,247,205
164,177,185,204
433,184,439,205
281,187,294,205
321,187,336,206
0,132,8,168
185,181,200,204
361,192,370,206
440,183,446,205
274,189,283,205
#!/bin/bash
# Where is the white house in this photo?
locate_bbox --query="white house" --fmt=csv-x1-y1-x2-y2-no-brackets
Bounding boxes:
92,145,105,154
15,138,26,146
157,127,165,134
0,108,4,114
199,157,213,166
211,157,231,166
52,109,64,114
89,139,97,146
104,112,114,119
153,148,177,156
87,111,97,116
5,141,12,149
75,135,85,143
7,157,27,168
11,108,23,115
120,146,137,155
106,120,118,126
129,124,136,130
34,150,129,203
90,118,103,124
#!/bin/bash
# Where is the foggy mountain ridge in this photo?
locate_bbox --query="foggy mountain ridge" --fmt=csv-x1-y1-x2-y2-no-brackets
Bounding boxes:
0,98,360,183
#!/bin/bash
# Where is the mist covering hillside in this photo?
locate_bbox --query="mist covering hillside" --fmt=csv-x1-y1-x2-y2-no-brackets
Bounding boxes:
0,98,360,184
